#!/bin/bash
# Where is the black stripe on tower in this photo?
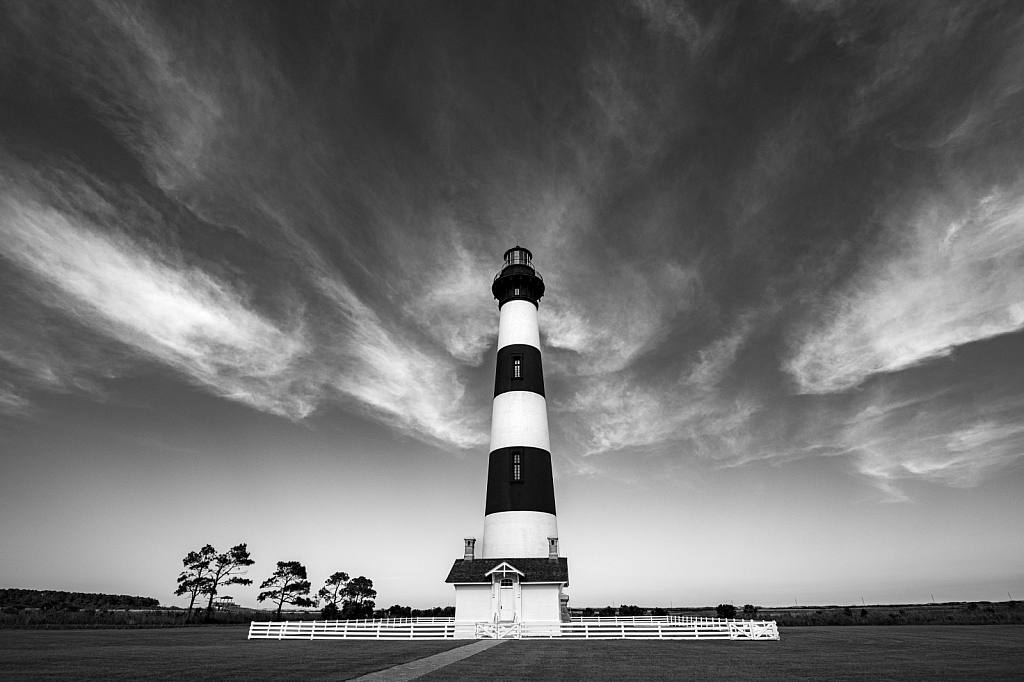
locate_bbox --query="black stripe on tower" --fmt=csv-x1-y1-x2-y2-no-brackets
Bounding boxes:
493,344,545,397
484,447,556,515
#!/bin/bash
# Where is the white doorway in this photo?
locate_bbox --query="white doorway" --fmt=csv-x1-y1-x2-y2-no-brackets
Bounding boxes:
498,579,515,621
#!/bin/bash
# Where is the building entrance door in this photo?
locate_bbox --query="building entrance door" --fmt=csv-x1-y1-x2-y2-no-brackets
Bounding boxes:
498,579,515,621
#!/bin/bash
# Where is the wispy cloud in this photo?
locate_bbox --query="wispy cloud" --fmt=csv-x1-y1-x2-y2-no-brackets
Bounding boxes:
0,181,491,447
557,371,760,460
402,242,497,366
2,1,224,191
555,314,761,459
0,383,31,416
787,186,1024,393
542,260,701,375
684,315,755,388
630,0,702,45
314,275,488,449
839,393,1024,500
0,189,310,418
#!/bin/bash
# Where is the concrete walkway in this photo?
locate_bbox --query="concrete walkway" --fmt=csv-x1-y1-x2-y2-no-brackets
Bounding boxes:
349,639,509,681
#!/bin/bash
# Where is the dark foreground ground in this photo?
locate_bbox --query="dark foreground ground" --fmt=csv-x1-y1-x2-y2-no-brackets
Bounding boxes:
2,625,1022,681
422,626,1024,681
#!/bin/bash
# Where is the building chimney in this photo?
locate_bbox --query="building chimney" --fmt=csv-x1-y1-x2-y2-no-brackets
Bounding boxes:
547,536,559,561
464,537,476,561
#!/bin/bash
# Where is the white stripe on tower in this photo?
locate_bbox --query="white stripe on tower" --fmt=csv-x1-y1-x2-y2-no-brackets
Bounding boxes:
496,300,541,348
481,247,558,559
490,391,550,451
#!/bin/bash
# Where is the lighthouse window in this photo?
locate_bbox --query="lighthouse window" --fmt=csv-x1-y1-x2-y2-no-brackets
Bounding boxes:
511,451,523,483
512,356,522,380
514,287,520,296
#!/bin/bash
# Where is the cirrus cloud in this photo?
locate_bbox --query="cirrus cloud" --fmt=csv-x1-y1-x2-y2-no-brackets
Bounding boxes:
787,186,1024,394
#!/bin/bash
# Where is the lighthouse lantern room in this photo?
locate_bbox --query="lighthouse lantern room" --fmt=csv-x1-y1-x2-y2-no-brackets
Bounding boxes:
446,246,569,634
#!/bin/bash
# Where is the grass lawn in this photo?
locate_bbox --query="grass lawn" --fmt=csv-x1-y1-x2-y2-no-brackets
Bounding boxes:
419,626,1024,681
0,627,470,681
2,625,1022,681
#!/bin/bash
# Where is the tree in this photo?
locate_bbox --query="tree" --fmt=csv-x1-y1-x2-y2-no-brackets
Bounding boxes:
652,607,668,617
317,571,349,620
742,604,759,618
619,604,646,617
716,604,737,619
200,544,254,622
258,561,315,619
174,545,215,622
383,604,411,618
341,576,377,620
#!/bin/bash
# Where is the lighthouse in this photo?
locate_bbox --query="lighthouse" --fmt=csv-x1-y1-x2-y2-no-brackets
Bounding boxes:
483,245,557,558
447,245,569,633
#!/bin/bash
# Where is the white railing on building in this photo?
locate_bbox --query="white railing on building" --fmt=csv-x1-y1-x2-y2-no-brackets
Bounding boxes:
248,617,779,641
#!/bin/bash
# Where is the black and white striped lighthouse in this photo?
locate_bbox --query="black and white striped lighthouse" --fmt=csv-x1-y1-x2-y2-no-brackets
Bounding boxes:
446,246,568,630
481,245,558,559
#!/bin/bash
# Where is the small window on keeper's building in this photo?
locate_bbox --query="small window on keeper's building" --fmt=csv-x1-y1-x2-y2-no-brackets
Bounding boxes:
500,579,513,587
512,356,522,380
511,451,523,483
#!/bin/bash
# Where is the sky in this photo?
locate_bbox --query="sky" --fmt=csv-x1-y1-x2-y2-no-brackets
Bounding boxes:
1,0,1023,610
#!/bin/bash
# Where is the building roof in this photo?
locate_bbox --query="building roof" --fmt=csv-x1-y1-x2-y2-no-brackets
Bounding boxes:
445,557,569,584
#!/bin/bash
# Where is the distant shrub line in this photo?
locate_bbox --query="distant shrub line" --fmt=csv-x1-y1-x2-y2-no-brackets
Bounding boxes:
571,601,1023,626
766,603,1023,626
0,609,256,629
0,589,159,611
0,606,460,629
7,588,1018,628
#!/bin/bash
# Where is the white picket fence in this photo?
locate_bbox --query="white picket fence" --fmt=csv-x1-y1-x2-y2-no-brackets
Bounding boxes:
248,617,779,641
570,615,686,624
247,619,458,640
515,619,779,640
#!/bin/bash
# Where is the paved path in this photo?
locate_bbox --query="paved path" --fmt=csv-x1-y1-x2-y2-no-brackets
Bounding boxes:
349,639,509,681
